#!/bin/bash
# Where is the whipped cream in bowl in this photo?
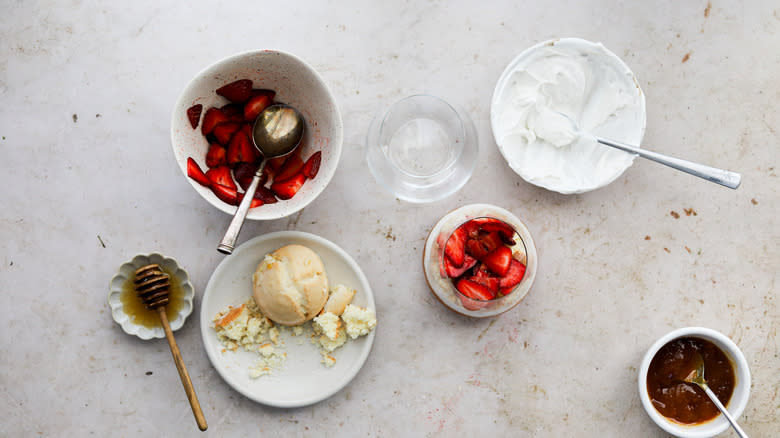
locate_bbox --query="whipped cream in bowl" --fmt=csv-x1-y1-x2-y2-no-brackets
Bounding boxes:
491,38,646,194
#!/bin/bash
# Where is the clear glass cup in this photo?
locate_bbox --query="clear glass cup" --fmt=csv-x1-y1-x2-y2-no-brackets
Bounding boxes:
366,95,478,203
422,204,537,318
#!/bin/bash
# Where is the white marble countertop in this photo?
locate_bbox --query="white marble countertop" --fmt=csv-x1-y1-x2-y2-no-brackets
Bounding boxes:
2,1,777,436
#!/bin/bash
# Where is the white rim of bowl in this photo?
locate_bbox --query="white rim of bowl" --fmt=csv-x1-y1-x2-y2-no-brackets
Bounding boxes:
489,37,647,194
170,49,343,220
638,327,751,438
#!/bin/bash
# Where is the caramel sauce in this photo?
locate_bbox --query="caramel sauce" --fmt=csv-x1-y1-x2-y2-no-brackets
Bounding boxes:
119,265,186,328
646,337,735,424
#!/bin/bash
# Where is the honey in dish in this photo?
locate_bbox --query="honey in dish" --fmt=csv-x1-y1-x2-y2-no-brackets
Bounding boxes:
646,337,735,424
120,265,185,328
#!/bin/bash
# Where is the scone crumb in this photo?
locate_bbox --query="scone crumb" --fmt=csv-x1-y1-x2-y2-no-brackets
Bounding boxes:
342,304,377,339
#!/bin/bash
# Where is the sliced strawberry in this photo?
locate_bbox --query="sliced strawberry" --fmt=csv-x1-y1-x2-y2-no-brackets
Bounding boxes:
186,104,202,129
270,172,305,200
205,143,226,168
465,238,490,261
302,151,322,179
205,166,237,190
243,94,273,122
220,103,244,120
499,287,514,297
210,183,239,205
250,88,276,100
455,278,496,301
483,246,513,277
444,226,468,267
226,129,256,166
274,152,304,182
233,162,259,191
267,155,289,170
499,259,526,289
201,107,228,136
212,121,241,146
236,191,264,209
186,157,210,187
469,268,501,294
480,220,516,244
216,79,253,104
443,253,477,278
253,186,278,204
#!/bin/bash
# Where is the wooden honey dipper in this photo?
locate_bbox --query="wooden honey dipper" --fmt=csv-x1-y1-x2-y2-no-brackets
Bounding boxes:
134,264,208,431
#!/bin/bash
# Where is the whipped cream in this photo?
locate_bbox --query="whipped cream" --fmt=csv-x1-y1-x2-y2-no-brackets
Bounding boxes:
491,38,646,193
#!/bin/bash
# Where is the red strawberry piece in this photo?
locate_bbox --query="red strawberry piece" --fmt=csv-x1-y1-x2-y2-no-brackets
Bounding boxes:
220,103,244,120
499,259,526,289
443,253,477,278
250,88,276,100
480,220,516,244
210,183,239,205
270,172,305,200
267,154,289,170
216,79,253,103
499,287,514,297
465,238,489,261
253,186,278,204
201,107,228,136
233,162,259,191
243,93,273,122
274,152,304,182
205,166,237,190
186,104,202,129
455,278,496,301
205,143,226,168
470,267,501,293
302,151,322,179
212,121,241,146
483,246,513,277
236,191,264,209
444,225,468,267
186,157,210,187
226,129,256,166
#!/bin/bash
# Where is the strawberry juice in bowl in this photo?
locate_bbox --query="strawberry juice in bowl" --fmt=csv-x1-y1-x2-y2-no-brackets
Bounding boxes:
423,204,537,317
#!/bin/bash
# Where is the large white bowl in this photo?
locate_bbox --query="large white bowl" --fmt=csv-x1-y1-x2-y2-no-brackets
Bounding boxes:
171,50,343,220
638,327,751,438
491,38,646,194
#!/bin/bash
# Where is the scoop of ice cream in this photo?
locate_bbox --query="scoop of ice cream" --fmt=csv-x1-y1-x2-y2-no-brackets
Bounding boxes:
252,244,329,326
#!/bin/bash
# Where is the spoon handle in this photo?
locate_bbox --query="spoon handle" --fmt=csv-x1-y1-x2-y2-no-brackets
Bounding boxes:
701,384,748,438
217,160,267,255
594,137,742,189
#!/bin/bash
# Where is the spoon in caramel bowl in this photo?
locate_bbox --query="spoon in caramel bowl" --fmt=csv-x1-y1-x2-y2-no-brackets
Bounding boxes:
683,352,748,438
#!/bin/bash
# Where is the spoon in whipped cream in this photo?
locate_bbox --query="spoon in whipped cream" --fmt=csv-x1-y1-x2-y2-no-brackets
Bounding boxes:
550,111,742,189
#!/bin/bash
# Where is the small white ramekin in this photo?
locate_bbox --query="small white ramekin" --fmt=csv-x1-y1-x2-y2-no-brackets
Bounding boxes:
638,327,751,437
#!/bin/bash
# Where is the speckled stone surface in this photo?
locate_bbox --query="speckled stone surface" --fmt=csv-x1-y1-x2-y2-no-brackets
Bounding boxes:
1,1,777,436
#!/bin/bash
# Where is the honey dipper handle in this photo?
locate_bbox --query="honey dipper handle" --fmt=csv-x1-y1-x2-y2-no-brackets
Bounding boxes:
157,307,208,431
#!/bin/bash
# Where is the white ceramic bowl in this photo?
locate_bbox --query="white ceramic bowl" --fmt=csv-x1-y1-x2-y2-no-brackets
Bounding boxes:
108,253,194,340
638,327,751,437
171,50,343,220
491,38,646,194
422,203,537,318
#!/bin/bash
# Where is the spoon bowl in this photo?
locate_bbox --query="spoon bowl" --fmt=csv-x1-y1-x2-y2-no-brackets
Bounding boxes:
217,105,304,254
683,351,749,438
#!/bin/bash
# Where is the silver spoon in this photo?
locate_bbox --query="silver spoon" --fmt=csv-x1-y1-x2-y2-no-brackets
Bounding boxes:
683,351,749,438
217,104,304,254
554,112,742,189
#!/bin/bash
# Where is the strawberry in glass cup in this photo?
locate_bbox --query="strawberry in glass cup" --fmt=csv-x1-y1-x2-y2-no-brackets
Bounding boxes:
438,217,527,310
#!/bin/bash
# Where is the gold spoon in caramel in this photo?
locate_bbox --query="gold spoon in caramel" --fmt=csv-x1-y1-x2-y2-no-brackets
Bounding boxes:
134,264,207,431
683,352,748,437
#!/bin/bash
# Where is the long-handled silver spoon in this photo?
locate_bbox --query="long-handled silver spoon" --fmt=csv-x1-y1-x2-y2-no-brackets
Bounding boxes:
217,105,304,254
683,352,749,438
555,112,741,189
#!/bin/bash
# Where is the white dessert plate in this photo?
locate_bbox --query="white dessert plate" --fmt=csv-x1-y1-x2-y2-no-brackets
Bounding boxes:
200,231,376,408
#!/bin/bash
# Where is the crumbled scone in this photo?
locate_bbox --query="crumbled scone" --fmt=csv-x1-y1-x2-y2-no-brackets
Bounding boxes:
313,312,342,341
317,325,347,352
341,304,377,339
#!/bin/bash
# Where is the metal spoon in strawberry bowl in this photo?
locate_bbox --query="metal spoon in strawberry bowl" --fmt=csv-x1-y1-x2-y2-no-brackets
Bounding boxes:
548,110,742,189
217,105,304,254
